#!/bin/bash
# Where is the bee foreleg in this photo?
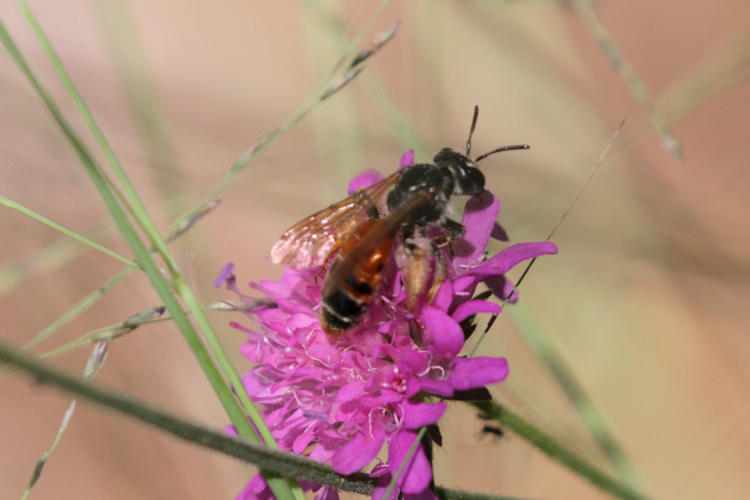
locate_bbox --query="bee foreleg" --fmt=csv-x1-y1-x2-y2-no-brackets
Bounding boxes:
426,242,446,304
443,218,466,241
352,189,382,219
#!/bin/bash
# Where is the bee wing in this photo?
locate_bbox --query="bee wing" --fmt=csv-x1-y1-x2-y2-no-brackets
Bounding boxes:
270,171,400,269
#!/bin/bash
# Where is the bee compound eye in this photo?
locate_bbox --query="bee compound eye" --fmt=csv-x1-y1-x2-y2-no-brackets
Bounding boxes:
456,167,485,195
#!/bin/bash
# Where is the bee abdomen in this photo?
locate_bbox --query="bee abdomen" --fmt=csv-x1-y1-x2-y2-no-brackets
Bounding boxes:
320,289,365,332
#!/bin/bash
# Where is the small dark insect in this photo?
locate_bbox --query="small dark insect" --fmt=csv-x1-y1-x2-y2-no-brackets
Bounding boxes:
480,424,505,439
270,106,529,334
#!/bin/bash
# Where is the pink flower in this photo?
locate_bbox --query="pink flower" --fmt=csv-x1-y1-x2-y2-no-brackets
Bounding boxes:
218,151,557,499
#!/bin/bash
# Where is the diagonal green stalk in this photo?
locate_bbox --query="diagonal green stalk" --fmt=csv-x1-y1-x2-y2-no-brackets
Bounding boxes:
0,16,298,500
507,302,646,489
17,0,278,450
0,194,138,269
313,17,645,490
0,338,378,496
1,338,525,500
2,333,632,500
21,341,111,499
570,0,682,160
23,267,133,351
383,426,428,500
471,401,651,500
169,0,393,234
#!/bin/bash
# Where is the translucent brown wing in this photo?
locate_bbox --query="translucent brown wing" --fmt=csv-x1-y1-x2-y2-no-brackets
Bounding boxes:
270,171,401,269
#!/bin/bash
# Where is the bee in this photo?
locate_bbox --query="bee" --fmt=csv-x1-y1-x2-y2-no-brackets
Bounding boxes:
270,106,528,334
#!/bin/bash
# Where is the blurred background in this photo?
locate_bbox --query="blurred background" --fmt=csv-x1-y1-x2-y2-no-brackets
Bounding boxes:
1,1,748,499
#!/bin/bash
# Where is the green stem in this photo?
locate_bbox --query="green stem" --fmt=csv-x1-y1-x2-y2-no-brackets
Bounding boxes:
0,338,377,495
0,16,297,500
1,338,529,500
507,302,645,489
21,267,133,351
471,401,651,500
0,194,138,269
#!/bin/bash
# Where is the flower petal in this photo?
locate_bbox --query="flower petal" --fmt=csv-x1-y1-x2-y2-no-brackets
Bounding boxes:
451,300,502,323
399,150,415,168
315,486,340,500
472,241,558,277
453,191,500,270
331,429,385,475
420,307,464,358
431,281,454,312
402,401,446,429
215,262,235,288
418,378,454,397
388,430,432,493
348,169,384,194
237,474,273,500
484,275,518,303
449,357,509,390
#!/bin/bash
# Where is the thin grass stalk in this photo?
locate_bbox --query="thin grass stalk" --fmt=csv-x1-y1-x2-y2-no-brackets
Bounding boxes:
1,337,557,500
471,401,650,500
0,195,138,269
0,18,299,500
17,0,286,458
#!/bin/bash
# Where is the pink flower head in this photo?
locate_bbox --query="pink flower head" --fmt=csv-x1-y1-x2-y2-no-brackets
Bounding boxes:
217,152,557,499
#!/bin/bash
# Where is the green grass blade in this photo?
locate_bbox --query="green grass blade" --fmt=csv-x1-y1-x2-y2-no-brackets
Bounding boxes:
0,194,138,269
472,401,651,500
0,338,379,496
571,0,683,160
0,17,297,500
508,302,646,489
22,267,133,351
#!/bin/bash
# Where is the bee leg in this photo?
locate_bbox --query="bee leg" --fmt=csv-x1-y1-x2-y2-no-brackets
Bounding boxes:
426,242,446,304
443,218,466,241
353,189,382,219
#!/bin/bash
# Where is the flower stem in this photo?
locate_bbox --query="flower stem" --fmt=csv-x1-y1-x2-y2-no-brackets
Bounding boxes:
470,401,651,500
0,338,378,495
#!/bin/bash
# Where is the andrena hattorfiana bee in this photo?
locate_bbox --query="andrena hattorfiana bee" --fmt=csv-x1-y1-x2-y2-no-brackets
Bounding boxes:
270,106,528,334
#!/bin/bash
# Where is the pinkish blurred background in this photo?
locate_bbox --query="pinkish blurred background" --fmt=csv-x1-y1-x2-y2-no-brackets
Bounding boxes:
1,1,749,499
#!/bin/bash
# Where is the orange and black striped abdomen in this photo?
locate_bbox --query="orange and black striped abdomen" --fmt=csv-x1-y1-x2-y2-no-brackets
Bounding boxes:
319,219,394,333
319,191,433,334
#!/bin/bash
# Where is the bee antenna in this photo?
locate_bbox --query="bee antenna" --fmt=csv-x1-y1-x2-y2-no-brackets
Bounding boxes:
465,105,480,156
475,144,530,162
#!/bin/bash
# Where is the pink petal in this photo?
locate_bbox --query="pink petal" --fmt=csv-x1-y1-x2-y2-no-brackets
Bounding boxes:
451,300,502,323
402,401,446,429
315,486,340,500
331,430,385,475
399,150,415,168
388,430,432,493
417,378,453,397
471,241,558,277
237,475,272,500
292,428,316,454
420,307,464,358
335,381,366,403
484,275,519,303
449,357,509,390
372,472,398,500
431,281,453,312
348,169,384,194
453,191,500,269
214,262,235,288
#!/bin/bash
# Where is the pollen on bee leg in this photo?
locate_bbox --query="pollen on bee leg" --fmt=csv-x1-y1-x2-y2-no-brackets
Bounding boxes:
397,234,436,309
426,247,447,304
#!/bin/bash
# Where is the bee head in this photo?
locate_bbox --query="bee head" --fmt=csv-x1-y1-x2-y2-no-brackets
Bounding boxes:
433,148,485,196
452,105,531,189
